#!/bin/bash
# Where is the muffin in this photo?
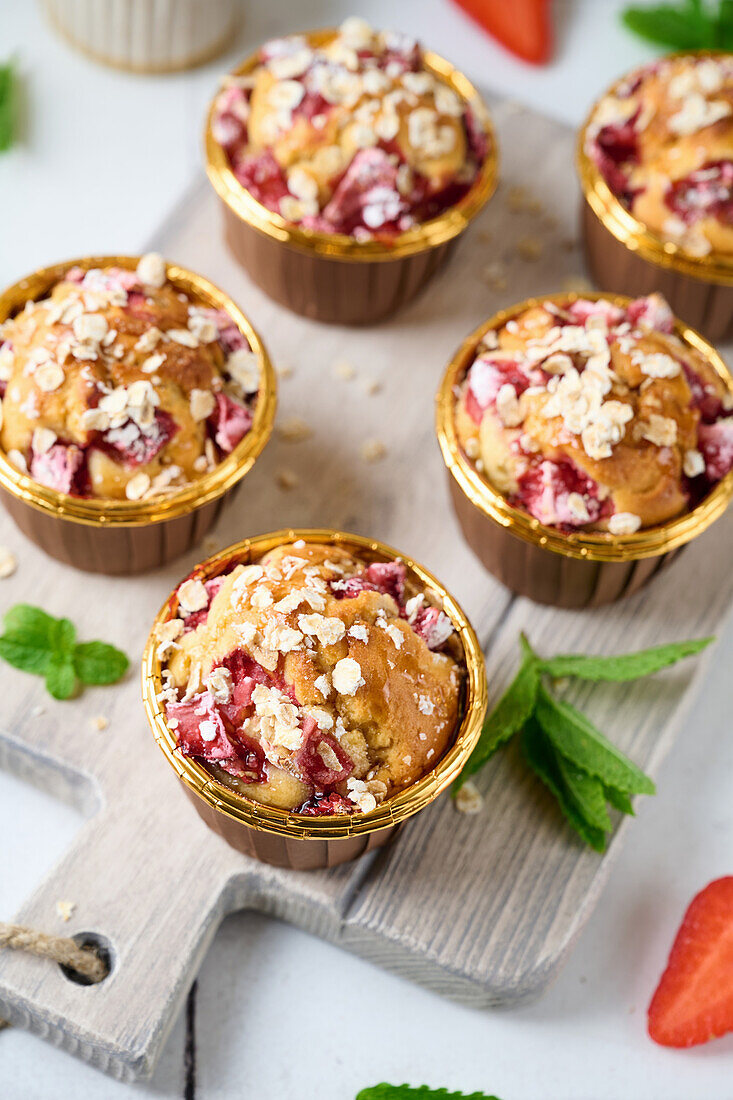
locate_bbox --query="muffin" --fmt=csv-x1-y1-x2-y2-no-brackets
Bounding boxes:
0,256,276,574
43,0,237,73
579,53,733,341
437,292,733,608
143,530,487,869
205,19,497,324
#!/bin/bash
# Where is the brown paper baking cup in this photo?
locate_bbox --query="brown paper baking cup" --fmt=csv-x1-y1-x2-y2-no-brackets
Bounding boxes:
577,53,733,342
142,528,488,870
205,31,498,325
436,292,733,609
43,0,237,74
0,256,276,575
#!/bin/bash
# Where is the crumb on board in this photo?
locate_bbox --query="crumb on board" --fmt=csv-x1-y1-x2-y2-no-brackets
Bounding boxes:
0,547,17,578
455,780,484,815
56,900,76,922
277,417,312,443
361,439,387,462
90,715,109,731
276,469,299,491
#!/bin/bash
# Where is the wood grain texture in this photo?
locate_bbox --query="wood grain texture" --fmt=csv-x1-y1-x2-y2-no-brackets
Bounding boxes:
0,96,730,1081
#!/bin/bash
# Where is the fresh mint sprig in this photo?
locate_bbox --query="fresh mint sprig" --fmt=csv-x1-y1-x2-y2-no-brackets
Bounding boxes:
0,604,129,699
621,0,733,49
455,632,712,850
0,59,15,152
356,1087,501,1100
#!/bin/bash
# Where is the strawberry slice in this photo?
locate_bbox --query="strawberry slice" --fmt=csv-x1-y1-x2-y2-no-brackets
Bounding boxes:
648,876,733,1048
451,0,552,64
211,392,253,454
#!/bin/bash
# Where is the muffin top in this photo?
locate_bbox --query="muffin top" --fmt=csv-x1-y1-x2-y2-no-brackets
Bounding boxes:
212,17,488,239
157,540,463,815
455,294,733,534
584,54,733,257
0,255,259,501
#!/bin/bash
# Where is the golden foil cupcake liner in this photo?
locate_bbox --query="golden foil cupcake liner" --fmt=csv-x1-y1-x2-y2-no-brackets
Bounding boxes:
436,292,733,609
42,0,237,73
142,528,488,870
0,256,277,575
577,52,733,342
205,30,499,325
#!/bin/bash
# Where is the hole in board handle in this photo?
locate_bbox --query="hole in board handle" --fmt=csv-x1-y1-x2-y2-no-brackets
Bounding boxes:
59,932,113,986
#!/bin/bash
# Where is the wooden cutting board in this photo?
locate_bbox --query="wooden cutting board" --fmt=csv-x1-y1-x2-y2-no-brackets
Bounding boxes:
0,95,730,1082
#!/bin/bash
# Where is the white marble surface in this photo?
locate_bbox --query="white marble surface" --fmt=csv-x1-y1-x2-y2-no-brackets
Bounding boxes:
1,1,731,1097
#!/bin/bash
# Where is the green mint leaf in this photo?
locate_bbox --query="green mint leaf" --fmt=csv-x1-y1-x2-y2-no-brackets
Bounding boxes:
0,59,15,153
455,653,538,790
521,717,607,852
45,656,76,700
0,603,128,698
604,785,635,816
3,604,58,648
0,634,53,675
537,637,713,682
621,3,715,49
73,641,129,685
553,751,612,833
356,1087,501,1100
535,685,655,795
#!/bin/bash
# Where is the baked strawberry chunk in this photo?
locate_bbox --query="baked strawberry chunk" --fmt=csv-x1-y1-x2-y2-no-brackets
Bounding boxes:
567,298,625,327
330,560,407,606
515,459,604,528
410,605,455,651
297,791,355,816
698,419,733,481
465,356,535,425
234,150,290,212
211,393,253,453
308,148,407,236
30,441,87,496
294,720,354,787
665,160,733,226
627,294,675,334
591,108,641,203
683,363,725,422
100,409,177,467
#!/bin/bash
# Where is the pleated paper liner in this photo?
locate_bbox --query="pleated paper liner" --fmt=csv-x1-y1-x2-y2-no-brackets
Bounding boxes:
205,29,499,325
0,256,277,575
142,528,488,870
436,291,733,609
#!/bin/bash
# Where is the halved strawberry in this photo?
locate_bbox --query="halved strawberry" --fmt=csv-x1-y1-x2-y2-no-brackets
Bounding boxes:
451,0,552,65
648,876,733,1048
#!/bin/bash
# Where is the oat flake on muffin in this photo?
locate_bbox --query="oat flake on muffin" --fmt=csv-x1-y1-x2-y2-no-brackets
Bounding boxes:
158,540,463,815
212,17,488,239
585,54,733,257
0,255,259,500
455,294,733,533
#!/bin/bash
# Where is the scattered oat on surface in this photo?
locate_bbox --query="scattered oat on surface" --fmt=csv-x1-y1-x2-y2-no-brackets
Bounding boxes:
332,359,356,381
516,236,543,261
276,363,294,380
31,704,45,718
90,715,109,731
56,900,76,922
481,261,507,291
560,274,594,294
202,535,220,555
361,377,382,396
276,469,299,491
455,781,484,815
361,439,387,462
277,416,312,442
0,547,17,578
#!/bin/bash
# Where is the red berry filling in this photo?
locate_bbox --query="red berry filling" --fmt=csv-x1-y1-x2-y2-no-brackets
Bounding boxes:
180,576,228,632
294,719,354,787
210,392,254,454
465,356,535,425
234,149,291,211
514,459,605,529
30,441,88,496
665,160,733,226
99,408,177,467
330,560,407,606
297,791,355,816
698,419,733,481
590,107,641,205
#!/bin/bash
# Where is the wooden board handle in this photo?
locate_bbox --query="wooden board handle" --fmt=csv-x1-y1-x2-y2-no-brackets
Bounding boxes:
0,771,236,1079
